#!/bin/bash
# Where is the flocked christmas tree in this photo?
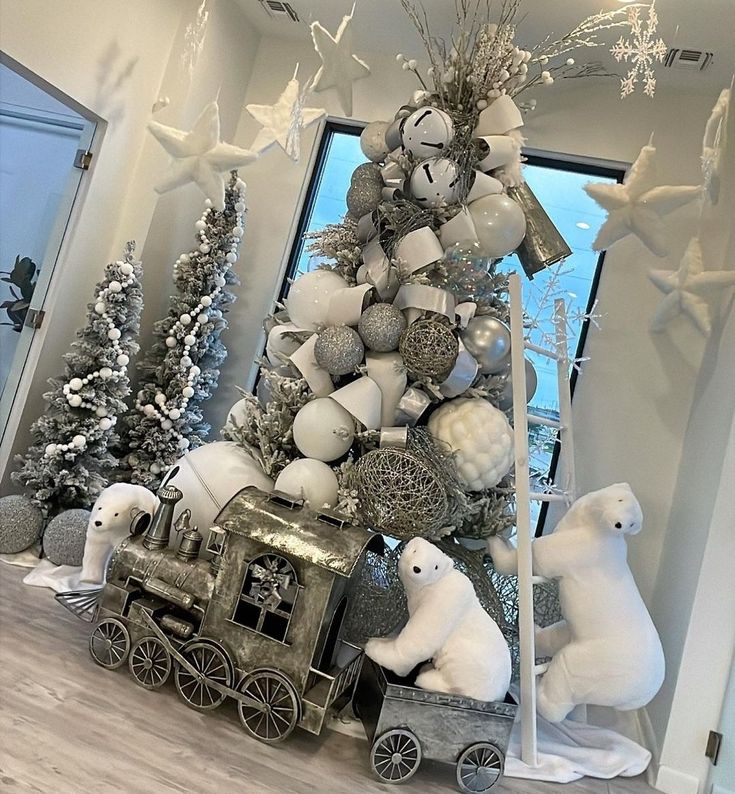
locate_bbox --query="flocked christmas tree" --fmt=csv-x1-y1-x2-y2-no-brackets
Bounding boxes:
124,171,247,488
13,242,144,516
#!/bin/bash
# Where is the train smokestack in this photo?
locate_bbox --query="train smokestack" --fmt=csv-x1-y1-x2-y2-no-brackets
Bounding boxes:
143,484,183,551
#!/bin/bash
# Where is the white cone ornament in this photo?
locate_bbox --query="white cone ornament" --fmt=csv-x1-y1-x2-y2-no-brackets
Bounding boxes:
161,441,273,539
360,120,391,162
292,397,355,461
400,107,454,160
428,398,514,491
409,158,461,208
275,458,339,509
467,194,527,258
286,269,348,330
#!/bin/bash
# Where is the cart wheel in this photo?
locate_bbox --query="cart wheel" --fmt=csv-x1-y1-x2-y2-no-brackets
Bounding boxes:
456,742,504,793
175,640,233,711
370,729,422,784
128,637,171,690
238,670,300,744
89,618,130,669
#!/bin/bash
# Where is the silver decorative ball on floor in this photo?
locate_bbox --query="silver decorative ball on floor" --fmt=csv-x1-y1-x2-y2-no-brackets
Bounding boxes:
314,326,365,376
346,180,383,218
0,494,43,554
399,319,459,381
43,508,90,566
358,303,407,352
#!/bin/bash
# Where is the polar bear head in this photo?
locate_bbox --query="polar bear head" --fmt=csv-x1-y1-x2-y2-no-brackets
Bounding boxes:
589,482,643,536
90,483,159,536
398,537,454,592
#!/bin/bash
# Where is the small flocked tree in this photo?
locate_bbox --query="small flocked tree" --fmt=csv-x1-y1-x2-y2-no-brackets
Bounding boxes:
13,242,144,516
124,171,247,488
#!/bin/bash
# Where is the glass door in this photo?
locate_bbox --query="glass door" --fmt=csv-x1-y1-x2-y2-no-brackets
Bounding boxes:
708,650,735,794
0,60,97,446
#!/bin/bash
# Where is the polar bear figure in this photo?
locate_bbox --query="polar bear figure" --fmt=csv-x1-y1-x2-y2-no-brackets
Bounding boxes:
365,537,512,702
80,483,160,584
487,482,665,722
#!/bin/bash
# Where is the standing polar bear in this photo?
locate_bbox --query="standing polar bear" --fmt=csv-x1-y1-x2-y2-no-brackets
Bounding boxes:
365,537,512,702
487,482,665,722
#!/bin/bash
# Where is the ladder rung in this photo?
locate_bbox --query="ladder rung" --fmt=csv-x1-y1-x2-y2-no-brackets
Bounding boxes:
528,414,562,429
530,492,568,503
524,341,560,360
534,662,550,676
531,575,551,586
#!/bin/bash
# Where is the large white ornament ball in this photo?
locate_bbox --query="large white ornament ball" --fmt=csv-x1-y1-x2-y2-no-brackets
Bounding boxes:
275,458,339,509
94,302,106,315
99,367,113,380
286,269,348,331
72,434,87,448
401,107,454,160
360,121,391,162
468,194,527,258
428,398,514,491
69,378,83,391
461,316,511,374
160,441,273,543
292,398,354,462
45,443,57,455
116,354,129,367
0,495,44,554
109,280,122,293
120,262,134,276
108,328,121,341
409,158,461,208
69,395,83,408
99,417,113,431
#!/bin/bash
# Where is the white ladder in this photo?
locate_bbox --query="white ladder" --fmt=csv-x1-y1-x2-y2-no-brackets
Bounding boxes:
507,272,577,766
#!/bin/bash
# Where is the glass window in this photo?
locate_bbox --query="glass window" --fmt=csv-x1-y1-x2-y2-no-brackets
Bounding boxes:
233,554,299,643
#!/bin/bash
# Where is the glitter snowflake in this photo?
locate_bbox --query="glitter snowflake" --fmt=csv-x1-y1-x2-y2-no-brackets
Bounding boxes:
182,0,210,77
610,1,667,98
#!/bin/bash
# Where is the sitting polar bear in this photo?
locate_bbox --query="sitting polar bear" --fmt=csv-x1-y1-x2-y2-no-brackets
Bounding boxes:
365,537,512,702
80,483,159,584
487,482,665,722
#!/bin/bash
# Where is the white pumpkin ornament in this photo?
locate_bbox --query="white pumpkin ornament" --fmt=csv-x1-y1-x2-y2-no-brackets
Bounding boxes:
292,398,355,461
274,458,339,508
401,107,454,160
286,269,348,330
428,398,514,491
409,158,461,208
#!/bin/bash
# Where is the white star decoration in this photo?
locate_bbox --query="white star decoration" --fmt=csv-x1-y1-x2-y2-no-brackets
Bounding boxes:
584,145,701,257
148,101,257,209
649,237,735,336
246,69,326,162
310,8,370,117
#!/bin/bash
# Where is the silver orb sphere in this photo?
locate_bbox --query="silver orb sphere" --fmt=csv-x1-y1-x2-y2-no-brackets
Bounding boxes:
461,316,511,374
358,303,407,352
351,162,383,185
497,358,538,411
346,180,383,218
314,326,365,376
360,121,391,162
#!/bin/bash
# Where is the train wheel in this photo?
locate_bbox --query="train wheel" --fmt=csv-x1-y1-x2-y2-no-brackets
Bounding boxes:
238,670,300,744
370,729,422,784
129,637,172,690
89,618,130,669
174,640,233,711
456,742,504,793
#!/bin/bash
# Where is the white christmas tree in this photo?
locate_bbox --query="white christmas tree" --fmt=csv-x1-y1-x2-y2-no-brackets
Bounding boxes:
13,242,144,515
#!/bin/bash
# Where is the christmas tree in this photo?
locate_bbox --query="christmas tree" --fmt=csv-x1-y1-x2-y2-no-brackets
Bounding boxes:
13,242,144,516
125,171,247,488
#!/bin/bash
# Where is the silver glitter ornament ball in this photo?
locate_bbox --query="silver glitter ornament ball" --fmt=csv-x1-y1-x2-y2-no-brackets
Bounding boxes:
43,508,90,566
358,303,407,352
314,325,365,376
351,162,383,185
346,180,383,218
0,494,43,554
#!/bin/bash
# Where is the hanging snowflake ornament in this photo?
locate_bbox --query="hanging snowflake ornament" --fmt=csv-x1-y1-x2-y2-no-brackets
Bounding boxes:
181,0,210,77
610,1,667,98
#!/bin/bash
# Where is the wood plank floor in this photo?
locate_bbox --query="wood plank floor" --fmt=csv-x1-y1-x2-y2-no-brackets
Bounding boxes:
0,563,658,794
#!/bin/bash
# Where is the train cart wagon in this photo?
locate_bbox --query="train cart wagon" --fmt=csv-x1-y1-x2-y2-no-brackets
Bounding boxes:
354,657,517,793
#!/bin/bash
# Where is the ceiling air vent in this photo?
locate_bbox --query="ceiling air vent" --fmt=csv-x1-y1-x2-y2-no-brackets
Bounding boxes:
664,48,714,71
258,0,299,22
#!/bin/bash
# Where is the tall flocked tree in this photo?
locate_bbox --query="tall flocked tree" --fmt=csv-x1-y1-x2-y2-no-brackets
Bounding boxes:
125,171,247,488
13,242,144,516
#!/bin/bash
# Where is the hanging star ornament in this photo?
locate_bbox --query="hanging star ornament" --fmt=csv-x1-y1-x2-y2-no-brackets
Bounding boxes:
649,237,735,336
310,7,370,117
584,144,701,257
246,68,326,162
148,101,257,209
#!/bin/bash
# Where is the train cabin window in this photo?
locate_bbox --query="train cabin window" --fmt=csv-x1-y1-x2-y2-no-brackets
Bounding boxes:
233,554,300,643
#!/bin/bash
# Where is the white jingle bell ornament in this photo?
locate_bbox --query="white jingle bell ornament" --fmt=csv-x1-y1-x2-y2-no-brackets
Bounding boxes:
292,398,354,462
274,458,339,509
401,107,454,160
286,269,348,331
409,158,461,208
428,397,514,491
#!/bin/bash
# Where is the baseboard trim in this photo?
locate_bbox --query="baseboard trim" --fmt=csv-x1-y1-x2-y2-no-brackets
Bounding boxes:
655,765,700,794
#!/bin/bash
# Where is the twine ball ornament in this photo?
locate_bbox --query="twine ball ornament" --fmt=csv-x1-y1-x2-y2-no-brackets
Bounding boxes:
399,319,459,381
346,180,383,219
0,495,43,554
314,326,365,376
358,303,407,352
43,508,91,566
428,398,514,491
353,447,449,540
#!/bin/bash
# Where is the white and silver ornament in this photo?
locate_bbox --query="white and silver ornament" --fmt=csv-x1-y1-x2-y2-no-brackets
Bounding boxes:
346,179,384,218
461,316,511,374
285,269,348,330
409,158,461,208
467,193,527,258
292,398,355,462
400,107,454,160
314,326,365,376
358,303,407,352
274,458,339,509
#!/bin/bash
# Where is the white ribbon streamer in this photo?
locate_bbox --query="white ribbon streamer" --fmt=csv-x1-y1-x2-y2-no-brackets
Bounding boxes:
394,284,456,323
439,207,479,249
474,95,524,136
363,239,400,301
439,338,479,398
395,226,445,276
476,135,518,171
467,170,504,203
455,301,477,328
394,386,432,427
327,283,373,326
330,376,383,430
366,351,407,427
289,334,334,397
